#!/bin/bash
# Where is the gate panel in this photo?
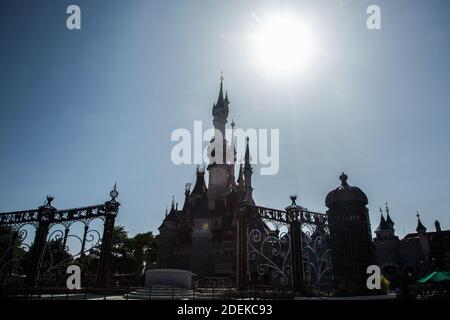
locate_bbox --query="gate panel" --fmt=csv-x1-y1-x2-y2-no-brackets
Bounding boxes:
0,188,119,289
299,213,333,294
241,202,333,295
246,206,293,288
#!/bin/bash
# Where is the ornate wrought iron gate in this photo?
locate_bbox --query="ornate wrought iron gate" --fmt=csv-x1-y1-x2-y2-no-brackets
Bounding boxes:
237,196,333,294
0,187,119,288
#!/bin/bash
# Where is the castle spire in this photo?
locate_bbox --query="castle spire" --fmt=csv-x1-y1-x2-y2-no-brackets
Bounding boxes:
416,211,427,233
244,137,253,203
217,71,224,104
385,202,394,228
237,163,244,185
209,73,230,199
211,72,229,143
375,207,390,233
244,137,251,165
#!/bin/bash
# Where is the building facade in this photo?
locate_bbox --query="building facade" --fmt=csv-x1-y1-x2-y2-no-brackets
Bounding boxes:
373,206,450,285
155,78,450,290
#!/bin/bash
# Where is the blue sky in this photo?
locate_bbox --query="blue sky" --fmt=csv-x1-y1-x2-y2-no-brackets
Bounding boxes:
1,0,449,238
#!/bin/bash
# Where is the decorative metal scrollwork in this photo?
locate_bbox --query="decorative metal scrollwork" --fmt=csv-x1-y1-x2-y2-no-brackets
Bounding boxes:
302,226,333,288
248,227,292,287
38,220,103,286
245,204,333,294
0,189,119,289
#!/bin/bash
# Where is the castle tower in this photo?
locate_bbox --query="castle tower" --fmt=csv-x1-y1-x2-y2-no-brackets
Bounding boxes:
156,198,179,268
207,74,232,202
374,207,395,240
190,168,212,276
373,205,400,278
326,172,373,292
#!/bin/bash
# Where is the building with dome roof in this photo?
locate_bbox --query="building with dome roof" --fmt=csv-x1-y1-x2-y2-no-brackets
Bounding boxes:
325,173,374,291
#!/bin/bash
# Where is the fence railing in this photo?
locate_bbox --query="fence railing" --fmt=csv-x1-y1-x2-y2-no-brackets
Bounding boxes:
0,285,295,300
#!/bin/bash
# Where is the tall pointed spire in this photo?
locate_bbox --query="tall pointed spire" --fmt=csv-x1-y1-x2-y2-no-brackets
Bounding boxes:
375,207,390,232
385,202,394,228
181,183,191,214
245,137,251,165
217,71,224,105
243,137,254,203
211,71,229,141
416,211,427,233
165,196,178,222
237,163,244,185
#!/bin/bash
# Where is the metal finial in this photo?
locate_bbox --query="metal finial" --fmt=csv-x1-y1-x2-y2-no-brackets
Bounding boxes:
220,71,224,82
416,210,420,218
110,183,119,200
289,194,298,203
46,195,54,206
385,202,389,214
339,172,348,186
379,206,383,214
231,119,235,128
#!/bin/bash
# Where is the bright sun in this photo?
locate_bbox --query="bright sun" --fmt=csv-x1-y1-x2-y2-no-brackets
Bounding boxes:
250,13,317,76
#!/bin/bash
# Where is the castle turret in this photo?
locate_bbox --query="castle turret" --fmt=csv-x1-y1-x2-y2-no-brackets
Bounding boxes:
208,74,232,202
212,74,229,137
385,203,395,229
375,206,395,239
373,206,400,278
157,198,179,268
190,168,212,276
416,212,430,275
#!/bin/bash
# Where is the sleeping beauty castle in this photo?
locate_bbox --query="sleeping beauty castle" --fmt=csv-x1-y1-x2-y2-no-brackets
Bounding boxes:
155,76,450,290
156,77,253,278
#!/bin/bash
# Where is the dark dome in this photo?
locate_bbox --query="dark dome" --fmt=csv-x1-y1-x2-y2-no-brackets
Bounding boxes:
325,173,368,208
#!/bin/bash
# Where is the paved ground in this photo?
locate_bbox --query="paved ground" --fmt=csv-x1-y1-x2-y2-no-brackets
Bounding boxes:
28,293,398,300
294,294,397,300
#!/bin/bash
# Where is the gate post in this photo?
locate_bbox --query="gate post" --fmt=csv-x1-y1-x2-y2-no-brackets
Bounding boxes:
290,221,304,295
25,197,56,286
236,203,249,290
96,187,120,288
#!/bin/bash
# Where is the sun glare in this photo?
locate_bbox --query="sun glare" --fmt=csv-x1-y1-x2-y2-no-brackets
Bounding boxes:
250,13,317,76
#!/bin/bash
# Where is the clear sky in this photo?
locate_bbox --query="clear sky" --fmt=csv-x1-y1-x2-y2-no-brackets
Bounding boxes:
1,0,449,238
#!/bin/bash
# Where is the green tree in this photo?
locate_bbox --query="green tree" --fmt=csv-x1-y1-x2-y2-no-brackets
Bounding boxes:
0,226,27,278
109,226,157,275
